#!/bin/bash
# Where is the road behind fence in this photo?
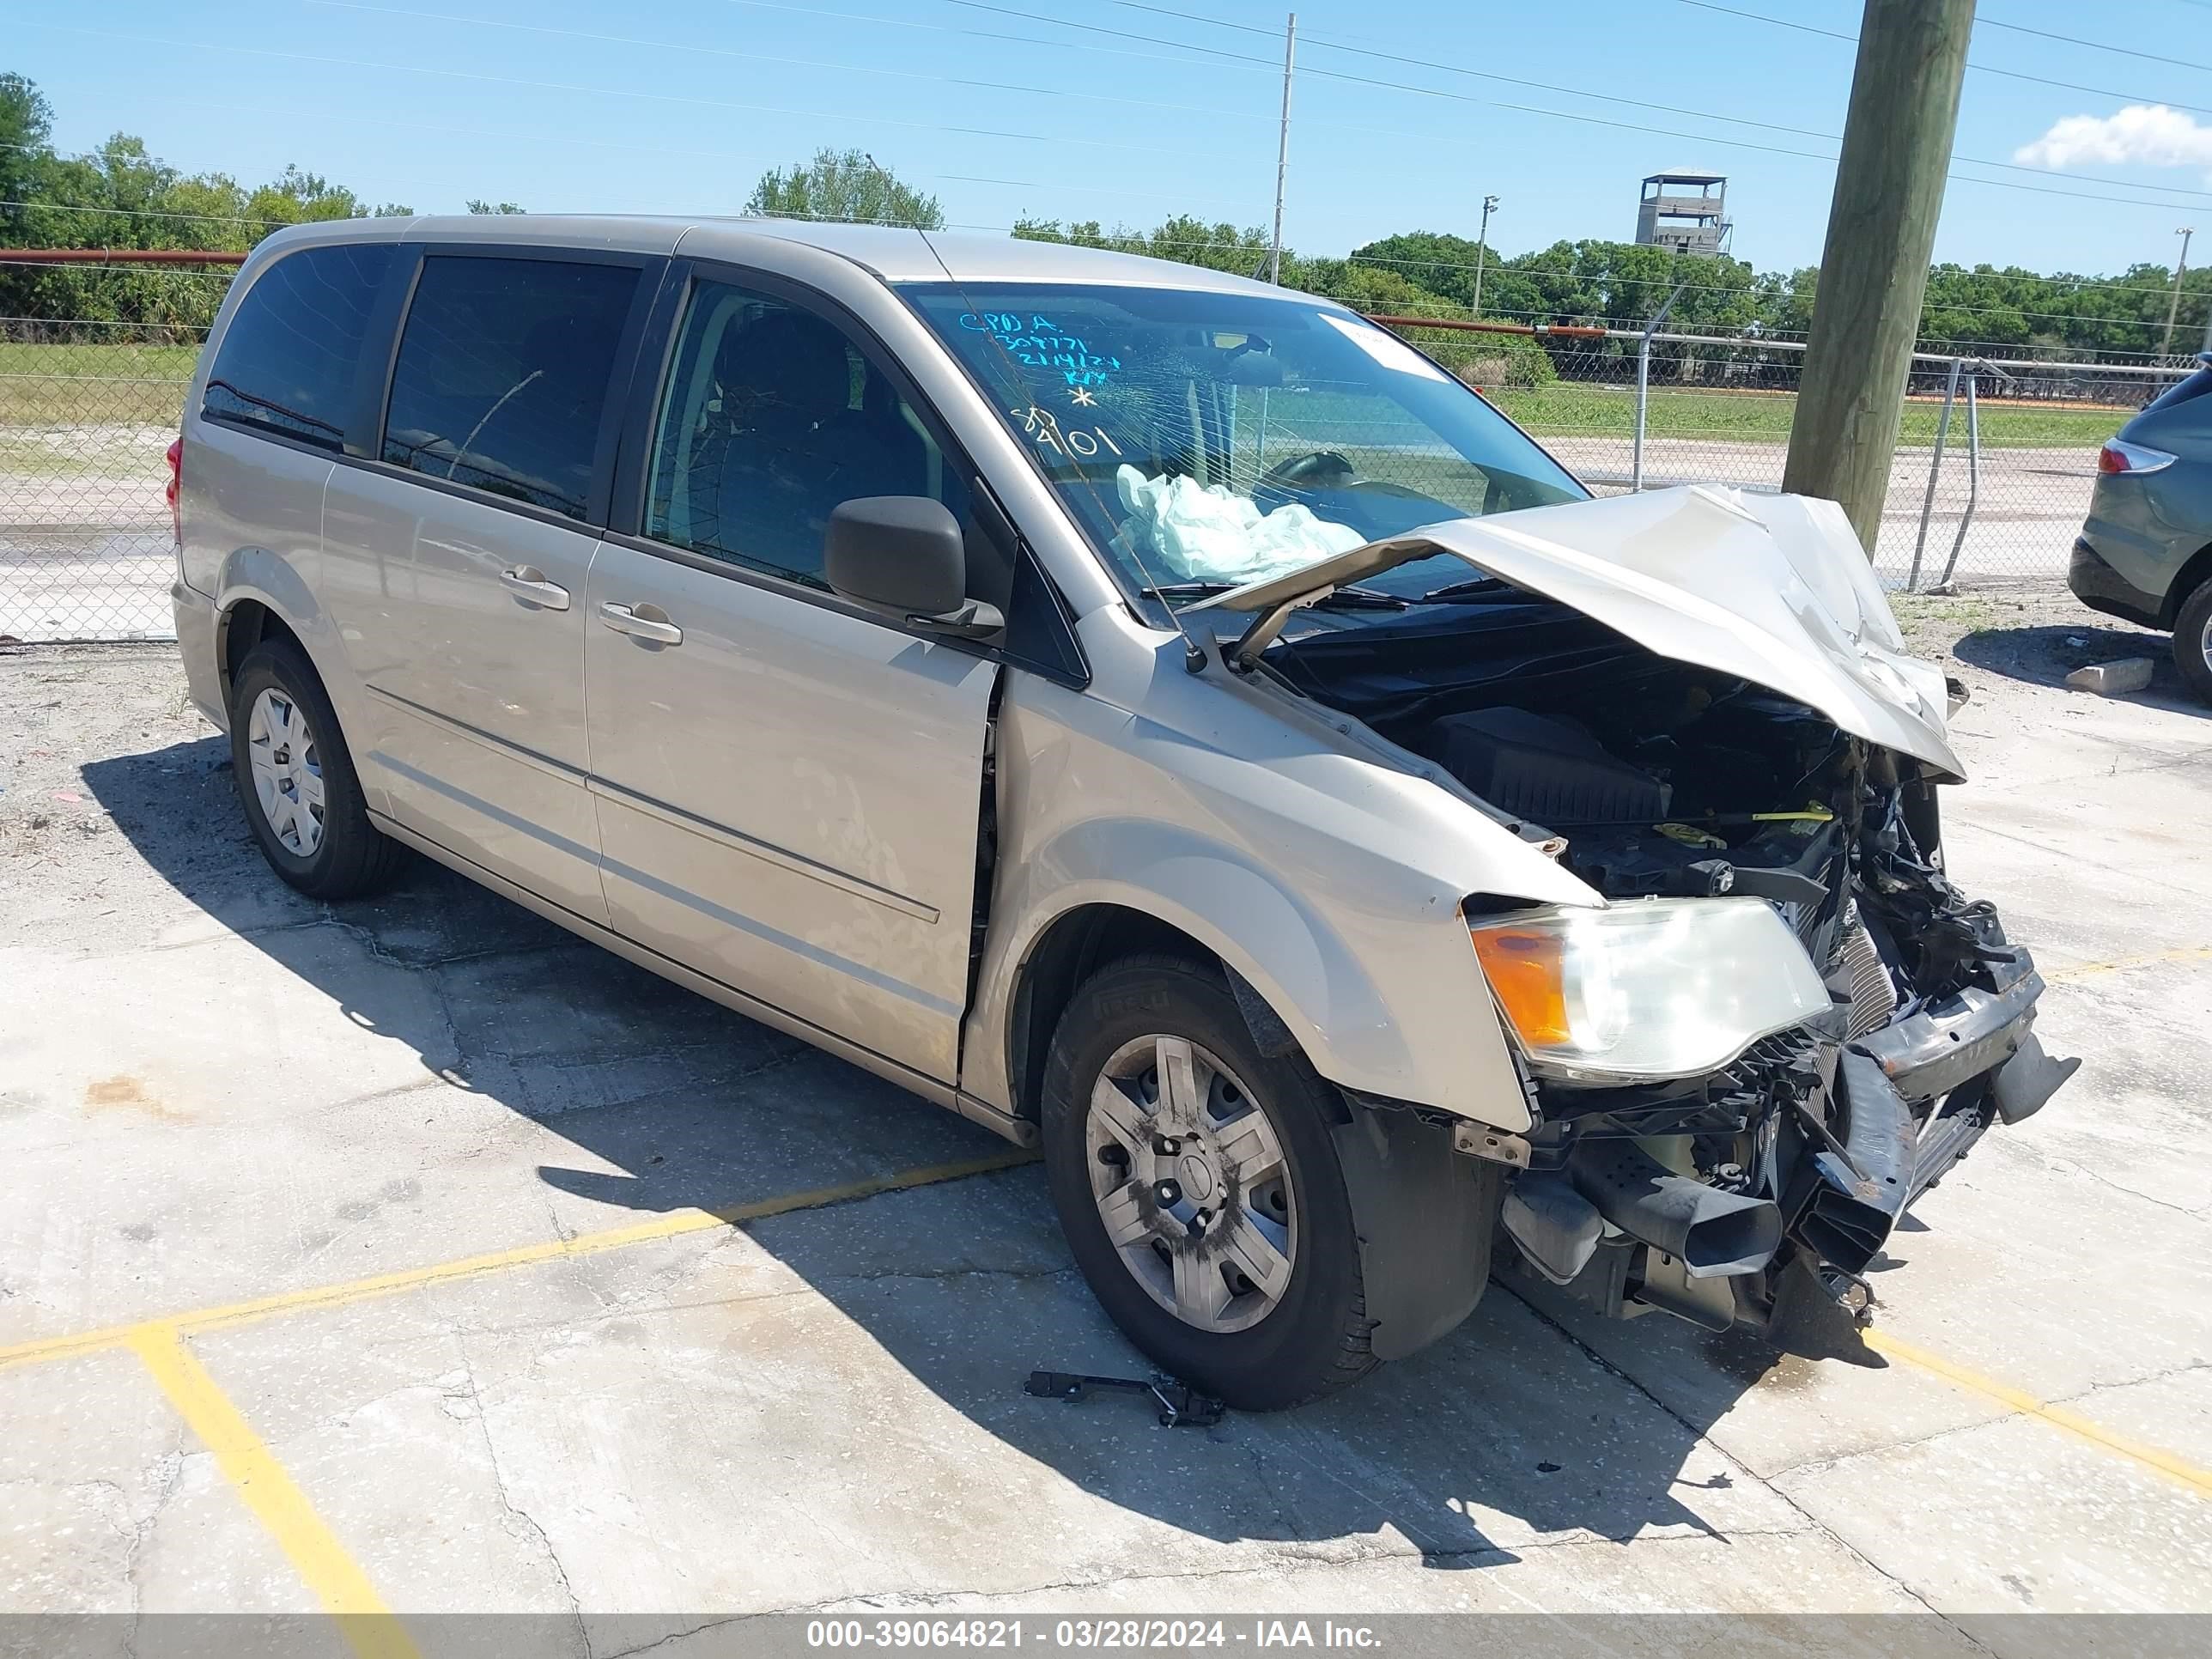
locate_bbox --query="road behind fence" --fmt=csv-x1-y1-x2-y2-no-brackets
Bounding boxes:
0,306,2177,643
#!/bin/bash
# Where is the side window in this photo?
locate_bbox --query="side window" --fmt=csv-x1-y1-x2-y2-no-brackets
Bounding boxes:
645,279,979,595
382,255,639,521
202,242,394,451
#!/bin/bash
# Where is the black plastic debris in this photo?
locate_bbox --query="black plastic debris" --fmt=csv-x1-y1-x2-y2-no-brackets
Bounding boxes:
1024,1370,1225,1428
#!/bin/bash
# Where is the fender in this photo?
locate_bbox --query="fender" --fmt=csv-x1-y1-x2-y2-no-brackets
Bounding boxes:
212,552,383,801
216,546,339,677
968,826,1532,1132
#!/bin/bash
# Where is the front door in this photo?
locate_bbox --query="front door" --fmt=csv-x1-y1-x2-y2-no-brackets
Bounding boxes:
584,274,998,1082
328,250,647,923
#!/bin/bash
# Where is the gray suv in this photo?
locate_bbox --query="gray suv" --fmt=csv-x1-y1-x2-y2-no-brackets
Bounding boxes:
172,216,2072,1407
2070,352,2212,702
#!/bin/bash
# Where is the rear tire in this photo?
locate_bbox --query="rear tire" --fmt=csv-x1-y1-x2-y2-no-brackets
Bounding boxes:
1041,953,1377,1410
2172,578,2212,707
228,636,408,900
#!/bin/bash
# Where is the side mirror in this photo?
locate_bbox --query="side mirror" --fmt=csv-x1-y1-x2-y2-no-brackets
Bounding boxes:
824,495,1004,639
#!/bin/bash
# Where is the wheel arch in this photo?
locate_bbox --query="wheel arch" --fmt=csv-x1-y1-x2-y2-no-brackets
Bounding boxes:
210,551,370,745
1020,902,1506,1370
1006,902,1280,1133
2161,538,2212,629
217,597,305,697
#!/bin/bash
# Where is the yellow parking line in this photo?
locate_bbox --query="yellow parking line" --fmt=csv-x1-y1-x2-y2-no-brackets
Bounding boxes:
1863,1329,2212,1502
2046,945,2212,983
126,1323,421,1659
0,1150,1036,1373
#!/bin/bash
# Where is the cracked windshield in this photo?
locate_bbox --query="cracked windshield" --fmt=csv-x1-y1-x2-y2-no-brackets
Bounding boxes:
901,283,1583,609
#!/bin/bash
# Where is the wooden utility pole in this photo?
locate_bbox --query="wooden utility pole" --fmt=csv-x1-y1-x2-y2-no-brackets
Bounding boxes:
1782,0,1975,551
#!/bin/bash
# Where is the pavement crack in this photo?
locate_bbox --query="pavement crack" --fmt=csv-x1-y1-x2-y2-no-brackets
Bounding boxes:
2066,1164,2209,1221
599,1617,746,1659
125,1428,189,1653
1760,1416,1997,1484
2052,1356,2212,1408
453,1328,588,1653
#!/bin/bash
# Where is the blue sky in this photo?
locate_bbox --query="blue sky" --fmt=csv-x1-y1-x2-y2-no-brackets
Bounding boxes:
14,0,2212,283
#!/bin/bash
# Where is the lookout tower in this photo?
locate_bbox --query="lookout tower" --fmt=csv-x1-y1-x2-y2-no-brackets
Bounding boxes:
1635,173,1728,256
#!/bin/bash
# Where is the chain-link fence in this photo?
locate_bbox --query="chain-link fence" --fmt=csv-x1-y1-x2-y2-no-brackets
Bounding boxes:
0,288,2189,642
1,315,205,641
1380,315,2183,594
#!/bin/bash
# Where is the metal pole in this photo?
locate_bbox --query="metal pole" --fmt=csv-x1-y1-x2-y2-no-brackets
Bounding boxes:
1632,283,1689,493
1906,357,1962,592
1937,370,1982,589
1472,194,1498,319
2162,227,2193,356
1633,338,1652,493
1267,13,1297,286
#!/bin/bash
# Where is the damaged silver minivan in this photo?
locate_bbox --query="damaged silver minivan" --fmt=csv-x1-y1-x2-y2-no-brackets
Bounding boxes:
172,217,2075,1408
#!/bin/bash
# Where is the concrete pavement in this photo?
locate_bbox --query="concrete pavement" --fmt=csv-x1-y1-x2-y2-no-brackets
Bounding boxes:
0,614,2206,1650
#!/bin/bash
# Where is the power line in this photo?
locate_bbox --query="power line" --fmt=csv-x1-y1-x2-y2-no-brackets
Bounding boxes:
13,21,1202,158
913,4,2212,215
1977,11,2212,76
0,198,278,228
1111,0,2212,200
1676,1,2212,117
27,9,2212,228
728,0,1279,77
7,171,2196,321
305,1,1361,132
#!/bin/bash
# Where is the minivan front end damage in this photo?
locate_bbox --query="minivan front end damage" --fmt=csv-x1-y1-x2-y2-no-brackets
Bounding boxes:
1211,485,2079,1344
1481,793,2077,1339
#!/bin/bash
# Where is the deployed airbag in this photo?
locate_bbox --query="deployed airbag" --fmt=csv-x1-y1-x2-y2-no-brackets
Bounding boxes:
1112,464,1365,584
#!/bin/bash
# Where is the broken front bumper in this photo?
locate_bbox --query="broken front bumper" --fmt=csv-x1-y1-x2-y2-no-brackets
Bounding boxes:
1500,934,2078,1339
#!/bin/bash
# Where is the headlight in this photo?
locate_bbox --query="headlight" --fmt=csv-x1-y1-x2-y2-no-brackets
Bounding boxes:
1467,897,1831,1083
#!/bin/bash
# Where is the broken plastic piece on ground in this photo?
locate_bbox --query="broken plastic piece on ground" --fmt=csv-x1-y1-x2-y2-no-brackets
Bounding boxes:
1024,1369,1226,1428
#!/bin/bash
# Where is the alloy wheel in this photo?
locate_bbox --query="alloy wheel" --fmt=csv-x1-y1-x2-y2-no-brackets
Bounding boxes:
1084,1033,1297,1334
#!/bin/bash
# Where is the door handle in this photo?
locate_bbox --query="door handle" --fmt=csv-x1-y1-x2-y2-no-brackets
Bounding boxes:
598,601,683,646
499,565,570,610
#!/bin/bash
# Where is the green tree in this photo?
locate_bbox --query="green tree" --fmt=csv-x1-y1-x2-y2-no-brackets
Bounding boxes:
1340,230,1489,308
466,199,526,215
1016,213,1278,276
744,148,942,228
0,73,56,240
1293,259,1553,386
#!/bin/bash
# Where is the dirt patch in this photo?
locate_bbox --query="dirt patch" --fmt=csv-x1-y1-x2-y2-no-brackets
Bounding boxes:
82,1074,188,1121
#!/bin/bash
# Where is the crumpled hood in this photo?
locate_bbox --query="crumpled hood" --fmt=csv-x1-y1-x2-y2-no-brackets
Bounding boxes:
1202,485,1963,780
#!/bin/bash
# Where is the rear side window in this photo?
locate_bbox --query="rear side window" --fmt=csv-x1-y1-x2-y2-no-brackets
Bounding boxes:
202,243,395,451
382,256,640,520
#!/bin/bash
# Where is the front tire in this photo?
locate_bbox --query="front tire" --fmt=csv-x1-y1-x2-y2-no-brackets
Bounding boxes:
1041,954,1376,1409
228,636,408,900
2172,578,2212,706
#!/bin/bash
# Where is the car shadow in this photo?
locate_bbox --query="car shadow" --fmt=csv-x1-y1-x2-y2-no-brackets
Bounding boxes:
85,734,1802,1571
1951,620,2205,714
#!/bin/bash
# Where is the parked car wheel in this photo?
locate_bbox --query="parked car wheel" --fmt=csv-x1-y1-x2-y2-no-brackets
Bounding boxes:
1042,954,1376,1409
2172,578,2212,706
228,636,408,899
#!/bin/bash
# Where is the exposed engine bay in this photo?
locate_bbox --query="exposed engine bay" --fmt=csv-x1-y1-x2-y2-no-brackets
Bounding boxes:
1268,592,2081,1345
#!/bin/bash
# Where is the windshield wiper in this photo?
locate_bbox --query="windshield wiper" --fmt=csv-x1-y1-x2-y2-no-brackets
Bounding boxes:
1412,574,1510,604
1141,580,1407,610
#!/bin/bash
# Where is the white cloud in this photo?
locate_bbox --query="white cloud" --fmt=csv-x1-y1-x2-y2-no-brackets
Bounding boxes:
2013,104,2212,170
